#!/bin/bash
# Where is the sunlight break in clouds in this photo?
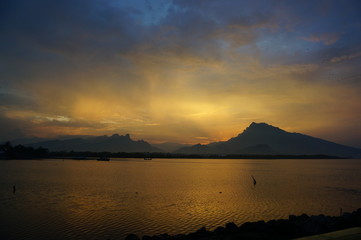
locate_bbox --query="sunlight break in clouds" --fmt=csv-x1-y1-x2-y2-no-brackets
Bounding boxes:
1,0,361,147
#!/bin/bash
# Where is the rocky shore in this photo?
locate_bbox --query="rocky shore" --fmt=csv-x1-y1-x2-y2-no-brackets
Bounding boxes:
125,208,361,240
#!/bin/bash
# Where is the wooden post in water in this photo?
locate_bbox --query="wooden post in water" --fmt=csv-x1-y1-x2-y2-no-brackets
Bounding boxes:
252,175,257,185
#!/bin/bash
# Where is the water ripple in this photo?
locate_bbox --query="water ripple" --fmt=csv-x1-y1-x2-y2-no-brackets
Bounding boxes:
1,159,361,239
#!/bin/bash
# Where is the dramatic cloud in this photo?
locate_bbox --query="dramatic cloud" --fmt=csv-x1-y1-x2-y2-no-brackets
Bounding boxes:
1,0,361,147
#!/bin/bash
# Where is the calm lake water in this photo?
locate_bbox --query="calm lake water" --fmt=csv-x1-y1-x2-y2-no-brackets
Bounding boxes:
1,158,361,239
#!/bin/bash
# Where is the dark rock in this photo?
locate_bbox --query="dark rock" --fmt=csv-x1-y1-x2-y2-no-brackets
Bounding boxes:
172,234,187,240
289,215,297,221
239,220,268,233
187,226,209,239
253,221,268,233
147,234,171,240
356,208,361,215
342,212,352,218
195,227,207,234
294,215,336,236
239,221,256,231
310,215,333,228
300,213,309,220
214,226,226,234
267,219,295,236
300,221,323,236
336,209,361,230
125,234,140,240
265,220,276,227
159,234,171,239
139,208,361,240
225,222,238,232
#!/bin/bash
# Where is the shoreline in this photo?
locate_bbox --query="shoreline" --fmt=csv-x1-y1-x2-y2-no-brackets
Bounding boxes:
125,208,361,240
1,155,351,160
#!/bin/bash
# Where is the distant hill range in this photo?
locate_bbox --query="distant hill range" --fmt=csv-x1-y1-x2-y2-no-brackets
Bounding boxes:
11,122,361,157
27,134,160,153
152,142,192,152
175,122,361,158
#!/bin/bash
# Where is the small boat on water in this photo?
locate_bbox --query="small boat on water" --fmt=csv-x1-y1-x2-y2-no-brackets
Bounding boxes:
97,156,110,161
144,158,152,160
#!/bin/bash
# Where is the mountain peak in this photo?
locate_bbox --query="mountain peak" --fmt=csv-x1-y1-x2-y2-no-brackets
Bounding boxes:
243,122,284,134
249,122,269,128
110,133,131,139
249,122,273,128
176,122,361,157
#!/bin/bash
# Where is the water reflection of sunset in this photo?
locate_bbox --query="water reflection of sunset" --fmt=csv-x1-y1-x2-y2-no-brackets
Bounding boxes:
2,159,361,239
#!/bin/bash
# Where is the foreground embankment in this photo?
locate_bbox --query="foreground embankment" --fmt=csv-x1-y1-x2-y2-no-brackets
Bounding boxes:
125,208,361,240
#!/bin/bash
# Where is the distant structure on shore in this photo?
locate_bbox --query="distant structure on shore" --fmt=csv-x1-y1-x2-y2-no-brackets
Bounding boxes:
97,156,110,161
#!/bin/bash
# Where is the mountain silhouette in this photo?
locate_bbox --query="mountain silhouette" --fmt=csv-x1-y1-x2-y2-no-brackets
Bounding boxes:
27,134,160,152
176,122,361,157
152,142,192,152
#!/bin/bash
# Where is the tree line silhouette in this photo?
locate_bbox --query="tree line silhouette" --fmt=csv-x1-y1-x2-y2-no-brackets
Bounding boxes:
0,141,343,160
0,142,48,159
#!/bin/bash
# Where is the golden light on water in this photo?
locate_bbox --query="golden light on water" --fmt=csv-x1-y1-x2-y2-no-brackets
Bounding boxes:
4,159,361,239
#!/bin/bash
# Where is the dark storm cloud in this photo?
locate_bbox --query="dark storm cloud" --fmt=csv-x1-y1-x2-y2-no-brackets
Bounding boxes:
0,0,139,54
0,0,141,69
2,0,361,61
0,0,278,63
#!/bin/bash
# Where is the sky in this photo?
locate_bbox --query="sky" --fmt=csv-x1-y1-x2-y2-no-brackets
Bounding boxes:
1,0,361,147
